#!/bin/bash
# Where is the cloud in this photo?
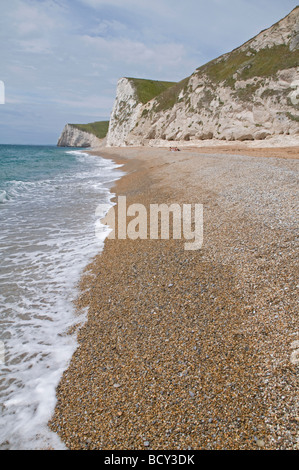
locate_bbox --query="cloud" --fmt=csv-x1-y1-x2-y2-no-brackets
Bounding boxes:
78,0,173,15
52,94,114,111
11,1,58,35
82,34,186,69
17,38,53,54
91,19,131,37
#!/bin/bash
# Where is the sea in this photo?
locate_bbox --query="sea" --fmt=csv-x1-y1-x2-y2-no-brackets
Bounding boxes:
0,144,123,450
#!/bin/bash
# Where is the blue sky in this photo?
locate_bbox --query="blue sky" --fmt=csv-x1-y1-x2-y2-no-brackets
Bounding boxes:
0,0,298,145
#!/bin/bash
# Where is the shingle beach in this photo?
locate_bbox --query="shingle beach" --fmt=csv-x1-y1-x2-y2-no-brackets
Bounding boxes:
49,145,298,450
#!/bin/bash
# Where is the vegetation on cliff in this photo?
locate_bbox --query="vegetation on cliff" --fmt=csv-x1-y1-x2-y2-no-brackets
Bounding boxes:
198,44,299,87
127,78,176,104
70,121,110,139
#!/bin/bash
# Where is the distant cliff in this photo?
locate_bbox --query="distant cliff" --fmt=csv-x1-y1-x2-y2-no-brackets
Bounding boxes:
106,7,299,146
57,121,109,147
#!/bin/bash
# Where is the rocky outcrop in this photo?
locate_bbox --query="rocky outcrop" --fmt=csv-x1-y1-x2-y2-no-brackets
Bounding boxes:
57,124,103,148
106,77,175,146
108,7,299,147
106,78,143,147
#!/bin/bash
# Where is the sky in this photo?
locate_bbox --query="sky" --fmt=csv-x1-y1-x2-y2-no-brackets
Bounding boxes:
0,0,298,145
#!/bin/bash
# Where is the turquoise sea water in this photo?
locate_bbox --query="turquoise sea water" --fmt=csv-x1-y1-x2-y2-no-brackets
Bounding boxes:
0,145,123,449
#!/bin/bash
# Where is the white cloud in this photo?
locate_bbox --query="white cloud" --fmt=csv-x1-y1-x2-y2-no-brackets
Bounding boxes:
12,2,57,35
91,19,130,37
52,94,114,110
78,0,173,14
17,38,53,54
82,34,186,70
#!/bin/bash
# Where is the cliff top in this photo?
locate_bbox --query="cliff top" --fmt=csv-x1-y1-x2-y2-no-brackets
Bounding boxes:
125,77,176,104
69,121,109,139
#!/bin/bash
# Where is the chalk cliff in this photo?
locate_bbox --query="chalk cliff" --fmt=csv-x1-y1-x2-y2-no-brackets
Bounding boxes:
106,77,175,146
57,124,102,147
107,7,299,147
57,121,110,147
106,78,142,147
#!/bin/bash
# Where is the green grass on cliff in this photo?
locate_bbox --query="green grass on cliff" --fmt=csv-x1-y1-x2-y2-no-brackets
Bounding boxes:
152,77,190,112
127,78,176,104
149,42,298,112
70,121,109,139
197,44,299,87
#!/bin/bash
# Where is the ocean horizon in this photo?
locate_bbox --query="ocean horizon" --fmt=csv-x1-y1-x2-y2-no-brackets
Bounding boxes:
0,144,123,449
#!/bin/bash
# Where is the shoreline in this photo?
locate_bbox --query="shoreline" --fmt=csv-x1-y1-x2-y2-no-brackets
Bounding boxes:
49,145,298,450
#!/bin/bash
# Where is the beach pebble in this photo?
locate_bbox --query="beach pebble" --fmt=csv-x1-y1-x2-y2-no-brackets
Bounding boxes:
49,147,299,451
256,439,265,448
290,350,299,365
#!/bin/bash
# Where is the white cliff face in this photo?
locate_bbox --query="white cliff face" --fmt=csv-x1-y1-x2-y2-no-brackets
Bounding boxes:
107,8,299,147
57,124,102,148
129,68,299,145
106,78,143,147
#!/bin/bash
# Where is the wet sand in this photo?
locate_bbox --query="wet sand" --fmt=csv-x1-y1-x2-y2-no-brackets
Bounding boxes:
49,145,299,450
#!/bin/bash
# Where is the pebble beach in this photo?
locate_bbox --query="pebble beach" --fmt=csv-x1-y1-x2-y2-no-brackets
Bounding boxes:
49,145,299,450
